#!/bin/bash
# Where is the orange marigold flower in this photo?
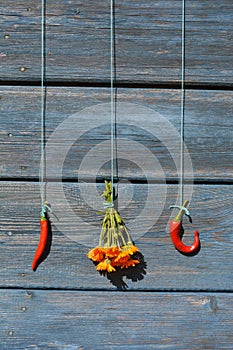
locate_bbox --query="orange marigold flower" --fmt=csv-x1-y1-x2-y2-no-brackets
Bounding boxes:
120,259,140,269
115,244,139,261
123,243,139,255
96,259,116,273
87,247,106,262
111,255,130,267
105,246,120,258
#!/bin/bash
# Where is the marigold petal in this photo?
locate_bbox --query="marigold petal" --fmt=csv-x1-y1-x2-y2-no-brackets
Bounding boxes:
96,260,108,271
96,259,116,273
115,251,128,260
105,246,120,258
106,264,116,273
114,244,139,261
88,247,105,262
111,255,130,266
120,259,140,269
122,244,139,255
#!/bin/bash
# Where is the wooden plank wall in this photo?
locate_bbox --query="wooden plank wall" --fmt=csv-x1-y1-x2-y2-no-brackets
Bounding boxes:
1,1,233,349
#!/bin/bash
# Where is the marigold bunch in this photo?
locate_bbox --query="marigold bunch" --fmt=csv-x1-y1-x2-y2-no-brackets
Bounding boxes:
87,181,140,273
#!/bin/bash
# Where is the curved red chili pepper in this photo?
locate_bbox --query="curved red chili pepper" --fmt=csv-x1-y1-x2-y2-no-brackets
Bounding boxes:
32,212,49,271
170,221,199,254
170,200,200,254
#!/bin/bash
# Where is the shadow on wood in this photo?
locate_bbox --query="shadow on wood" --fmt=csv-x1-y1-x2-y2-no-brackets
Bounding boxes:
97,251,147,290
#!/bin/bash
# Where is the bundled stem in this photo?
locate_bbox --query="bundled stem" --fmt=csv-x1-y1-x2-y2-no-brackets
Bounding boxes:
87,181,141,273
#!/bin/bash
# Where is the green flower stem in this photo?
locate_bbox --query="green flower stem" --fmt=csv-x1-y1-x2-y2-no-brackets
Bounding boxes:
98,181,132,248
123,226,132,244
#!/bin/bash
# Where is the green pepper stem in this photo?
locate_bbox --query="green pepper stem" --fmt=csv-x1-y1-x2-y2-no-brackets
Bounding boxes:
173,200,189,222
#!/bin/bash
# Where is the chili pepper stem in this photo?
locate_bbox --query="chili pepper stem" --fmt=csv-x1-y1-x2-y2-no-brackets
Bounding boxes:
173,200,189,222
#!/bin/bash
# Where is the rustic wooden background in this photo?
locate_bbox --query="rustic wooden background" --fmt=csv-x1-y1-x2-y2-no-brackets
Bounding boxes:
1,0,233,349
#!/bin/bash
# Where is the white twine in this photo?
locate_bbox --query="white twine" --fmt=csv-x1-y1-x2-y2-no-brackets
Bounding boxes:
180,0,185,206
110,0,115,204
40,0,46,208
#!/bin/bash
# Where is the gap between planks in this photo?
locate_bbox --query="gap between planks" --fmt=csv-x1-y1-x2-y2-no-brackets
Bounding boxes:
1,286,233,293
1,178,233,185
0,80,233,91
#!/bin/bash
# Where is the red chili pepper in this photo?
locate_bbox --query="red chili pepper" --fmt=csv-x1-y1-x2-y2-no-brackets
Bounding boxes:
32,212,49,271
170,221,199,254
170,200,200,254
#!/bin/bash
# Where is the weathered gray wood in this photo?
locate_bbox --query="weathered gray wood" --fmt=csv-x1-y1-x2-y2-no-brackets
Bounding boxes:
1,86,232,181
1,289,233,349
1,2,232,348
0,181,233,290
1,0,232,83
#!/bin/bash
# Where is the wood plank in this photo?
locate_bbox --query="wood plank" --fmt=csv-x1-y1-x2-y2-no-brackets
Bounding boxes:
1,86,232,181
1,289,233,349
1,182,233,291
1,1,42,81
1,0,232,83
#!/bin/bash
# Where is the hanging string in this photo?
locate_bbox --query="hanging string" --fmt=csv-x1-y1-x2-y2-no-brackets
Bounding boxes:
40,0,46,209
179,0,185,206
110,0,115,205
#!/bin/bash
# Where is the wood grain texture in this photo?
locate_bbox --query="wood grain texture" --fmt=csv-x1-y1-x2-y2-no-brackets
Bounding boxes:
0,181,232,291
1,0,232,83
1,289,233,350
1,1,232,348
1,86,232,181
